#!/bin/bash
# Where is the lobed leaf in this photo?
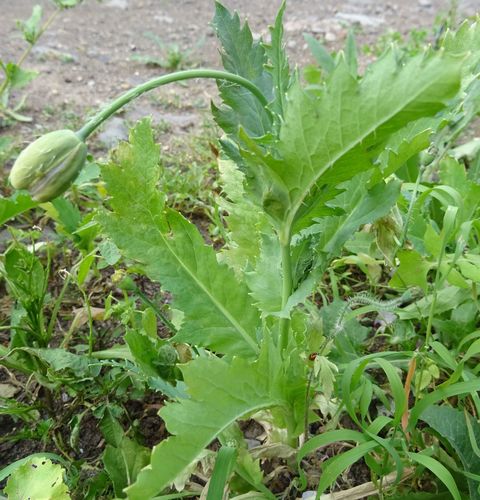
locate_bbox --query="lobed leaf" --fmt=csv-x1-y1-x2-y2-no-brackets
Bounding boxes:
126,342,304,499
217,159,270,274
99,120,261,356
238,46,466,233
211,2,273,137
263,0,290,117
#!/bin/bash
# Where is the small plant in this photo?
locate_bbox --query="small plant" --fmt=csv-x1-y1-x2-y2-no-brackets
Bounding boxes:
131,31,194,71
0,0,82,125
3,2,480,499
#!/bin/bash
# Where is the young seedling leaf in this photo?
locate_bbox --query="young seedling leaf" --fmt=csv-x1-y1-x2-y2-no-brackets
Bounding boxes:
103,437,151,498
206,446,237,500
407,453,461,500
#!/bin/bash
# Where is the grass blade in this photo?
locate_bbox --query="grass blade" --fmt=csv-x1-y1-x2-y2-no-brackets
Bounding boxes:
207,446,237,500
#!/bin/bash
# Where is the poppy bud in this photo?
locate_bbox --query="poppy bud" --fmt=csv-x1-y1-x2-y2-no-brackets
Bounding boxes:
9,129,87,202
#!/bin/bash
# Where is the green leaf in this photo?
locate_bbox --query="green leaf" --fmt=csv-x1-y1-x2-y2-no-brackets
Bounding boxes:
50,197,82,234
207,446,237,500
211,2,273,137
303,34,335,74
99,120,261,356
126,342,305,499
103,437,150,498
263,1,289,117
313,355,338,401
288,175,401,309
345,31,358,76
4,457,70,500
371,117,437,183
421,406,480,499
409,379,480,430
297,429,369,488
27,348,90,376
243,46,465,232
98,239,121,266
217,159,269,273
398,286,471,319
2,244,46,304
389,249,431,292
311,176,401,258
17,5,43,44
245,233,282,314
125,330,177,380
4,63,38,89
0,192,38,225
442,19,480,72
439,157,480,223
0,453,68,483
458,262,480,282
317,441,378,496
407,452,461,500
100,409,124,448
338,355,406,486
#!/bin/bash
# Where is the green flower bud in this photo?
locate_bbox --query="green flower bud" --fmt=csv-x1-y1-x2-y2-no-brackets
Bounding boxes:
9,129,87,202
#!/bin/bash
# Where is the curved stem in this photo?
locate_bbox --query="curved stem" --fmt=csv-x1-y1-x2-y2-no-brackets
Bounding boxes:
76,69,269,141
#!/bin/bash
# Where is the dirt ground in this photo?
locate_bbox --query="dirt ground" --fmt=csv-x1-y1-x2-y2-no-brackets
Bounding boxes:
1,0,479,150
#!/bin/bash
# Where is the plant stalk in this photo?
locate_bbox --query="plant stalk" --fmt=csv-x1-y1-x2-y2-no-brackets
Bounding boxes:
279,230,293,352
76,69,269,140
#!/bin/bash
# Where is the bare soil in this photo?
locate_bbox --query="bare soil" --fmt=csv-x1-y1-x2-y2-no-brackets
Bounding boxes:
2,0,478,151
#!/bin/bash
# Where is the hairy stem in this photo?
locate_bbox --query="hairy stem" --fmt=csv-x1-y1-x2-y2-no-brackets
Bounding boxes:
76,69,269,140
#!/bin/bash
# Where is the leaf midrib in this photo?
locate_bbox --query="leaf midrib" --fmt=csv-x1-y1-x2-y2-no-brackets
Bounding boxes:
144,207,259,354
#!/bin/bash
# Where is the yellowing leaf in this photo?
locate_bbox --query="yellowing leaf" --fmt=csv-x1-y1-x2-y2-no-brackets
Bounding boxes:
4,458,70,500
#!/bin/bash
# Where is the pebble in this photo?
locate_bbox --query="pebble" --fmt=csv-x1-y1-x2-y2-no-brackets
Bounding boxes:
104,0,129,9
335,12,385,28
154,14,174,24
325,32,337,42
98,117,129,148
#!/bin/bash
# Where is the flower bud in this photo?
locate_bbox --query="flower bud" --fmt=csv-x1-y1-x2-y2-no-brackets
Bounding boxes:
9,130,87,202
